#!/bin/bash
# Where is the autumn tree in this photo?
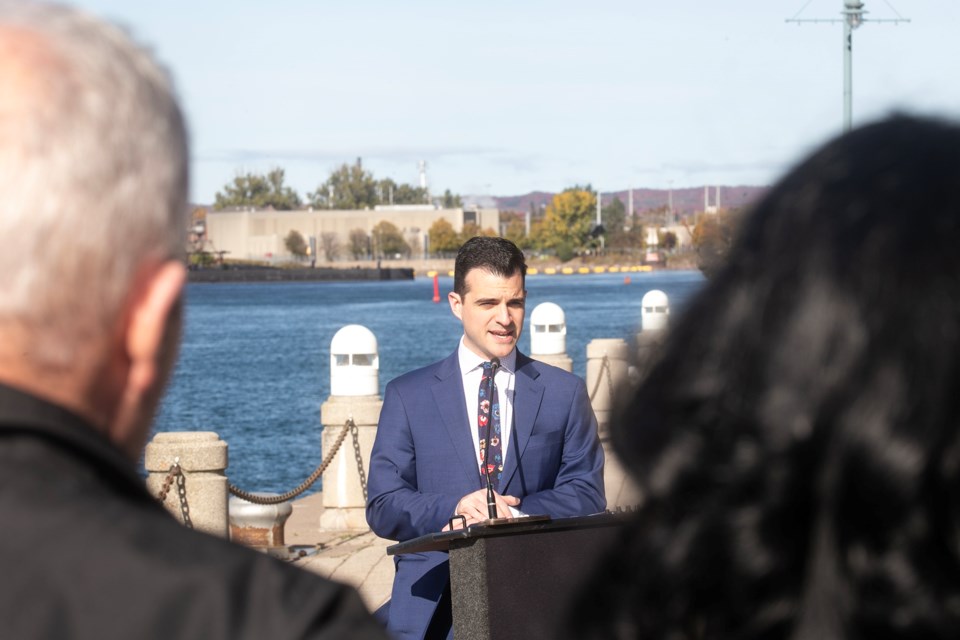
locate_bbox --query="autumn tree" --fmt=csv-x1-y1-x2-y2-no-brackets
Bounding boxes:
371,220,410,258
692,208,742,278
284,229,308,257
214,168,302,211
503,217,531,250
459,223,496,244
348,228,369,259
429,218,459,254
541,187,596,251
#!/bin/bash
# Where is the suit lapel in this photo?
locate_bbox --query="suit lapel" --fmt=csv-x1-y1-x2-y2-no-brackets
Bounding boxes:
431,351,483,488
501,353,544,491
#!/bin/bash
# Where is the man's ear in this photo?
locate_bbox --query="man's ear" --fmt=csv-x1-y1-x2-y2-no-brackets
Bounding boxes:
108,260,186,459
448,291,463,321
125,261,186,391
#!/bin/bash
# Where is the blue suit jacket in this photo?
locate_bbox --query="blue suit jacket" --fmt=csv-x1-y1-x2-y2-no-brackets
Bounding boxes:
366,349,605,640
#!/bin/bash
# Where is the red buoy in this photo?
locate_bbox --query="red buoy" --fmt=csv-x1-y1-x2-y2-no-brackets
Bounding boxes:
624,276,631,285
432,274,440,303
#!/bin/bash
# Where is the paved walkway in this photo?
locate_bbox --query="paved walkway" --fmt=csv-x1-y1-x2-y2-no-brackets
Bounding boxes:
282,493,394,612
274,444,640,614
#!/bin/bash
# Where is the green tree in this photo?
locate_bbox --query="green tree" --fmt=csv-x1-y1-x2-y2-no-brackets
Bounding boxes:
393,182,429,205
541,188,596,251
348,228,369,259
284,229,308,257
429,218,460,254
371,220,410,258
214,168,302,211
660,230,678,251
374,178,428,205
442,189,462,208
602,197,631,248
310,159,377,209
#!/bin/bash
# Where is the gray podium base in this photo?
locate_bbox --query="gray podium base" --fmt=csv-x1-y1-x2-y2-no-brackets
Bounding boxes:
449,520,620,640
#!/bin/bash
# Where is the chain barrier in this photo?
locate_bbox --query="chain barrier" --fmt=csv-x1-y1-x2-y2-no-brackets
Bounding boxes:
228,418,366,505
588,354,613,402
350,420,368,502
156,458,193,529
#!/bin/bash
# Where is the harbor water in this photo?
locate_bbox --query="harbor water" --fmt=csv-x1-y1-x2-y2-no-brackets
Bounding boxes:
153,270,705,495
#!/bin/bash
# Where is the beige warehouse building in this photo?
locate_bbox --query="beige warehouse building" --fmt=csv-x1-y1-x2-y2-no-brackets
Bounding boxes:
205,205,500,262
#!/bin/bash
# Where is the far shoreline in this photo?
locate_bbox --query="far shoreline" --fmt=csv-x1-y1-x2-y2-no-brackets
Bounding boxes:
188,253,699,283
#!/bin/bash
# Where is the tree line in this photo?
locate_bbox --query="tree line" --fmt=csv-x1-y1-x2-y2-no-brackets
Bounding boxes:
213,160,462,211
214,165,740,272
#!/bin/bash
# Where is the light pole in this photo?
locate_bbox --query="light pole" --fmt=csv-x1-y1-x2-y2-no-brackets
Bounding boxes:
841,0,864,132
787,1,908,132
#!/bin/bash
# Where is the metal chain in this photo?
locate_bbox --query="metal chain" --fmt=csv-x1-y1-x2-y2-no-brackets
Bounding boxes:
350,420,368,501
589,354,611,402
156,461,178,503
176,471,193,528
155,459,193,529
228,418,354,505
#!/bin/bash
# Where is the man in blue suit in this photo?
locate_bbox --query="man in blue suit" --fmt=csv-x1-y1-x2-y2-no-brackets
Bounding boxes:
367,236,606,639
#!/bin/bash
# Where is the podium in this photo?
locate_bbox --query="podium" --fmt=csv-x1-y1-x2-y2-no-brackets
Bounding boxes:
387,514,624,640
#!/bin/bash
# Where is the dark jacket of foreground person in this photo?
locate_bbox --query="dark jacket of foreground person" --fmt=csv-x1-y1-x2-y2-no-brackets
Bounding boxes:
0,384,386,640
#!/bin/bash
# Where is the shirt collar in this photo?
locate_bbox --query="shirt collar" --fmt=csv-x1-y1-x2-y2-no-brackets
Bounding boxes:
457,336,516,375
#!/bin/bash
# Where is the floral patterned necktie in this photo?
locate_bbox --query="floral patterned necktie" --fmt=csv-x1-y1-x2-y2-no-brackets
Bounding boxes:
478,361,503,490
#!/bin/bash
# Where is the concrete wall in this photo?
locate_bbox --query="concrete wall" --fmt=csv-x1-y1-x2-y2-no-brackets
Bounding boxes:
205,207,500,262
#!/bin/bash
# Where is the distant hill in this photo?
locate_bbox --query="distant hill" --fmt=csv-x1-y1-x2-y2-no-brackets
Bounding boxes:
493,185,768,217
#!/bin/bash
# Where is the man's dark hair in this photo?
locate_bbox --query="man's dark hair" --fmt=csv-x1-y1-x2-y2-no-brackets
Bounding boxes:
454,236,526,296
571,115,960,639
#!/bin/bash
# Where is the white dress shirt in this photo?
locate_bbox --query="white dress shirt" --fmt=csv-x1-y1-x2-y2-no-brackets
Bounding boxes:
457,337,517,482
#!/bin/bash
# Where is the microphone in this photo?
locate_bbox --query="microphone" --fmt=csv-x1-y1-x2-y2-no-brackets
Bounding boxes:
484,358,500,519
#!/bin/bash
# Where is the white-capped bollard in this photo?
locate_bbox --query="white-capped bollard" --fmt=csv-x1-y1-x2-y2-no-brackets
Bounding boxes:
145,432,229,538
320,325,383,530
586,338,642,509
529,302,573,372
330,324,380,396
229,494,293,547
636,289,670,381
639,289,670,332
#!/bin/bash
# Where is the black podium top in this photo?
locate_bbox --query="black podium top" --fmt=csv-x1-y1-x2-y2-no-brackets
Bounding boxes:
386,512,625,555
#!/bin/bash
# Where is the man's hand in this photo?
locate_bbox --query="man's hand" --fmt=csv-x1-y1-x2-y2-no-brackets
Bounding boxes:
442,490,520,530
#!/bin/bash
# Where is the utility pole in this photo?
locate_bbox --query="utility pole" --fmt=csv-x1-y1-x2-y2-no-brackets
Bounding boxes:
787,1,908,132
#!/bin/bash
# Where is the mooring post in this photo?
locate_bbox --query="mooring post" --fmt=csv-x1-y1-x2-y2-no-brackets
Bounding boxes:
145,431,229,538
320,325,383,531
529,302,573,372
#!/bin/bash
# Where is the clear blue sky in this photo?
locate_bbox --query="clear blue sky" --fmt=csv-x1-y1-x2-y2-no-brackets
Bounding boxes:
65,0,957,204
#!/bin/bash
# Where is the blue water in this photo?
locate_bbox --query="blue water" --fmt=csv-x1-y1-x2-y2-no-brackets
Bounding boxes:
154,270,705,494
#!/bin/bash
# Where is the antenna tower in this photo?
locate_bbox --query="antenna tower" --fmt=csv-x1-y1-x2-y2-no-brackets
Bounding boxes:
787,0,909,132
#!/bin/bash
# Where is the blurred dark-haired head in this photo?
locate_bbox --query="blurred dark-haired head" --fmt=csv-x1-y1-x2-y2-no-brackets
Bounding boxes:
573,115,960,640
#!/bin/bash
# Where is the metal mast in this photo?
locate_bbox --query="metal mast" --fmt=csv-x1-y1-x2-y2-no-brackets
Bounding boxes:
787,1,908,132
